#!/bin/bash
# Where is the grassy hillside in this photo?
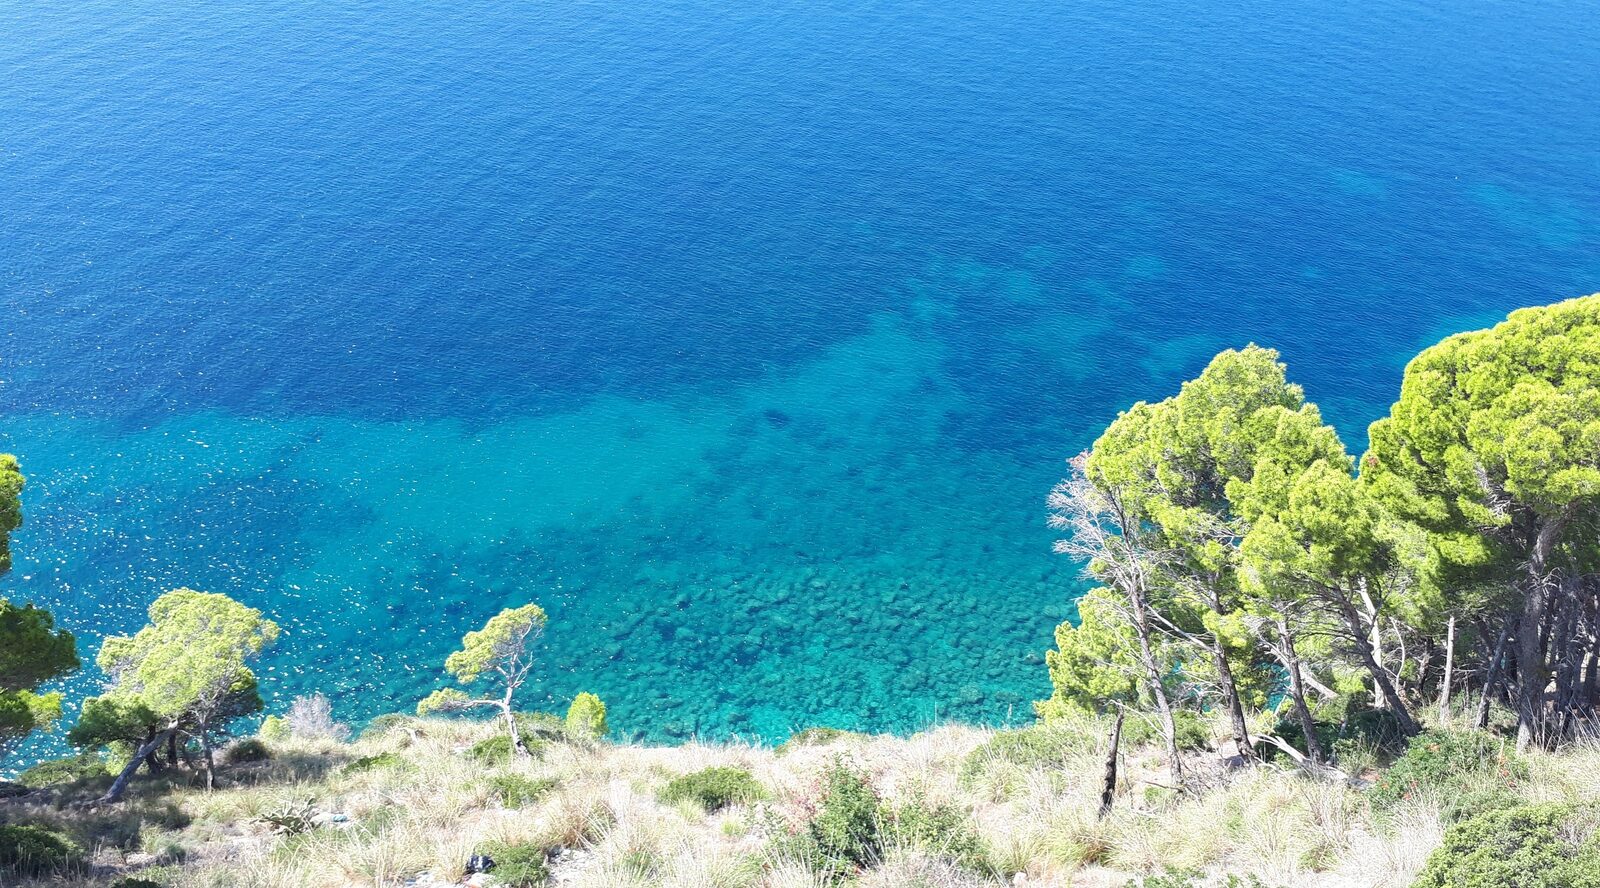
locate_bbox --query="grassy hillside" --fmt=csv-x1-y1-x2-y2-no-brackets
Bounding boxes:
5,712,1599,888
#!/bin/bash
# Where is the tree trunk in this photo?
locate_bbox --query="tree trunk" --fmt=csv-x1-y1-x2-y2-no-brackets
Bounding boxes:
1438,615,1456,726
1129,586,1185,789
1098,709,1124,819
1336,594,1419,736
140,728,166,774
100,729,174,803
1477,615,1515,730
1516,515,1566,751
1210,639,1255,762
502,703,532,757
166,731,179,766
1358,580,1386,709
200,729,215,791
1278,618,1324,766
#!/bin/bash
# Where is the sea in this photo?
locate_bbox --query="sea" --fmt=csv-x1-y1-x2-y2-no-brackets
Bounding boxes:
2,0,1596,754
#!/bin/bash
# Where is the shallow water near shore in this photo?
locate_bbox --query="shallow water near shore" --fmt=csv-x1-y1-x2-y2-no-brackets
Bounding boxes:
2,0,1597,752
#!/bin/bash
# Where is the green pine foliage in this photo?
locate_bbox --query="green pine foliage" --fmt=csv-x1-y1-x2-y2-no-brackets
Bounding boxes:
564,692,608,741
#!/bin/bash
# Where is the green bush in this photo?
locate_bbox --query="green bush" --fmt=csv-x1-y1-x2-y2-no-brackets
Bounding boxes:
1122,710,1211,752
480,840,549,887
958,723,1093,786
257,714,291,742
225,737,272,764
777,727,865,753
885,796,990,875
1411,803,1600,888
1369,730,1526,812
565,693,608,741
342,750,404,774
468,733,546,766
16,752,109,788
358,712,415,740
1439,786,1523,826
515,711,566,738
489,774,558,808
793,763,882,878
774,761,990,880
660,766,765,812
0,824,86,877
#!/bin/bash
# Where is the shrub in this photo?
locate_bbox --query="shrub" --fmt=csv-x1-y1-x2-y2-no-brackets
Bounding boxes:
565,693,608,741
1122,710,1211,751
1439,786,1523,826
358,712,415,740
479,840,549,887
1412,803,1600,888
660,766,765,812
777,727,865,753
884,796,990,875
489,774,558,808
257,798,318,835
1369,730,1527,813
257,714,291,742
342,751,403,774
16,752,109,788
225,737,271,764
0,824,85,877
286,692,351,741
515,711,566,738
774,762,883,879
958,722,1093,786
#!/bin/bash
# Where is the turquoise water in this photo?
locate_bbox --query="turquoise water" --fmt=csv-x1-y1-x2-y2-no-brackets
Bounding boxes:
1,0,1597,749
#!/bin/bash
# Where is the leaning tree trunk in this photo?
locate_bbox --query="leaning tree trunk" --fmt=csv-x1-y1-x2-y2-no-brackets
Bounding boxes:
1098,709,1125,819
1129,586,1185,789
1477,615,1515,729
100,729,174,804
1336,594,1419,736
1278,618,1324,766
1210,639,1255,762
501,701,532,757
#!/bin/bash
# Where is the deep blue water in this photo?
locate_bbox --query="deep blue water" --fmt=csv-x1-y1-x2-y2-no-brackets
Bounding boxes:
2,0,1597,753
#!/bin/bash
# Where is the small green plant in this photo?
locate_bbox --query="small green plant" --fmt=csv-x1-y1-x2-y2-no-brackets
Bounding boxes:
479,840,550,887
468,733,545,765
773,762,883,879
565,692,608,741
1368,730,1527,813
1411,803,1600,888
16,752,109,788
777,727,865,753
884,795,990,875
225,737,271,764
958,722,1092,786
257,798,318,835
342,750,404,774
0,824,85,877
489,774,558,808
660,766,766,811
516,711,566,738
358,712,415,740
1122,710,1211,751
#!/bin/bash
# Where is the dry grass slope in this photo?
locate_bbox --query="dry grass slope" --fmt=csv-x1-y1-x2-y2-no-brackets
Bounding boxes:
6,713,1600,888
